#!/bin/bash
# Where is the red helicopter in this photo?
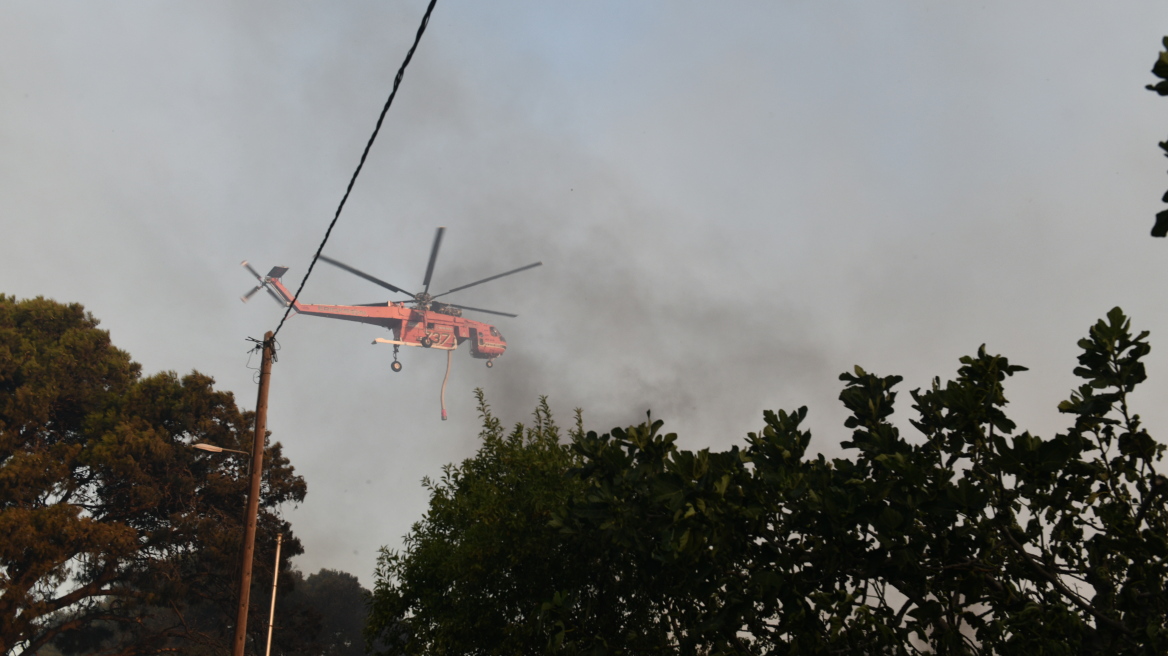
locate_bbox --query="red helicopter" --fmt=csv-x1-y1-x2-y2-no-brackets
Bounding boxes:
241,227,540,418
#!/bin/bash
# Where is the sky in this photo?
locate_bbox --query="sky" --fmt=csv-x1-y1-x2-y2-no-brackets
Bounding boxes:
4,1,1168,584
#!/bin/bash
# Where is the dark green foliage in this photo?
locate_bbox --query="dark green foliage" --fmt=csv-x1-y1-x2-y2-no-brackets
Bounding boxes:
1146,37,1168,236
0,295,307,654
368,393,587,654
370,308,1168,654
279,568,371,656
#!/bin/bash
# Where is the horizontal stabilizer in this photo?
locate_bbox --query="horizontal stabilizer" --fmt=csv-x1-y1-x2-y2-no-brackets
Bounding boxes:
267,266,289,279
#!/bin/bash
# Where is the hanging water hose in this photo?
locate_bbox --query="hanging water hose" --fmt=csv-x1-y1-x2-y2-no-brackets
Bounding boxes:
440,348,452,420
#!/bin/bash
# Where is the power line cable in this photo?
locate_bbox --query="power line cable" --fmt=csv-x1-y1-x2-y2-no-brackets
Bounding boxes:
272,0,438,339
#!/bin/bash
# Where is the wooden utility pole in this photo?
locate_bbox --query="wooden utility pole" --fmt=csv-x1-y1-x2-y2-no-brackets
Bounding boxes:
233,331,275,656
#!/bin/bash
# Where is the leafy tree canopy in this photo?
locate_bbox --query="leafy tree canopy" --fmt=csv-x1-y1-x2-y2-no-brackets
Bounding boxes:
0,295,306,655
369,395,587,654
279,568,372,656
369,307,1168,655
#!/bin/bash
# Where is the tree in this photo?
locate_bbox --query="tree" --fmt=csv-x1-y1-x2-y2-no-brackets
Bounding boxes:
0,295,307,654
367,394,591,654
369,308,1168,654
278,568,371,656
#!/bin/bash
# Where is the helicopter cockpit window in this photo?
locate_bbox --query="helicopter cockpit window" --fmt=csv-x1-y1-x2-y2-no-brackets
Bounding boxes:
489,327,499,337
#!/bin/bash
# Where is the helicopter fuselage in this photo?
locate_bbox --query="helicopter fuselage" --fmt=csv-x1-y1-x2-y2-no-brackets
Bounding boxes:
267,277,506,359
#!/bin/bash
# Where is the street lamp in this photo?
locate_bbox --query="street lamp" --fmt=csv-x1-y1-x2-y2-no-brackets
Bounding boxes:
192,443,250,456
190,441,264,653
192,441,281,656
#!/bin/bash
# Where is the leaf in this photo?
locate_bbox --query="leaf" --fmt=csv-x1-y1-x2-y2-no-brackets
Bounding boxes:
1153,52,1168,80
1153,209,1168,237
877,506,904,531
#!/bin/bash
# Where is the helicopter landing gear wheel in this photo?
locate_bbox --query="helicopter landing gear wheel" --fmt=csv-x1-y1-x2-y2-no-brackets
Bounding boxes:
485,359,494,368
420,336,433,348
391,361,403,372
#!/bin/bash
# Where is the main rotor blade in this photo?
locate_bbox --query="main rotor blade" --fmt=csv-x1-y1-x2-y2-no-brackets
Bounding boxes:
242,260,264,282
431,261,543,299
444,303,518,318
422,227,445,294
319,255,415,298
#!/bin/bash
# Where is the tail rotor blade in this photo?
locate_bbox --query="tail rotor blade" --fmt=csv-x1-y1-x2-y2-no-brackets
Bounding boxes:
241,286,263,303
319,255,416,297
422,226,445,294
432,261,542,299
242,260,264,282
